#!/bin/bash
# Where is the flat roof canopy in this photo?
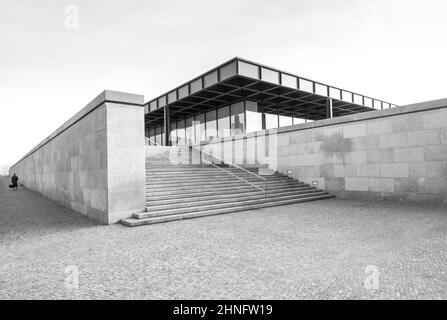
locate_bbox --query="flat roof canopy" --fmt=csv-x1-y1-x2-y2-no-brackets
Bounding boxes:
145,57,397,127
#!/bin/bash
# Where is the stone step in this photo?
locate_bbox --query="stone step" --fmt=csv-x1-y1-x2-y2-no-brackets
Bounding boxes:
145,180,306,193
146,184,314,199
120,194,335,227
146,171,278,179
145,167,260,173
137,191,330,219
145,176,292,186
146,189,324,209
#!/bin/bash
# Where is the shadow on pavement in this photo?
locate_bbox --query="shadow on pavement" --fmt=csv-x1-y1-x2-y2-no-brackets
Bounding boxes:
0,176,101,240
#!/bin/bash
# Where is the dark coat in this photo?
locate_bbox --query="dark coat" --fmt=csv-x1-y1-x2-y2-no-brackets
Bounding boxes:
11,175,18,187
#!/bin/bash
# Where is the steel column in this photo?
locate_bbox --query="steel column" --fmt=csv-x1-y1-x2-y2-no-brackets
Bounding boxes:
164,105,171,146
326,98,333,119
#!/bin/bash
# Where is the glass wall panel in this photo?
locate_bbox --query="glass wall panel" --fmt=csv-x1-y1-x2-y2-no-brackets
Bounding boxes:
246,101,263,133
217,106,230,137
261,68,279,84
185,117,194,144
230,102,245,135
177,120,186,145
204,71,218,87
161,125,165,146
279,115,293,127
383,102,391,109
265,112,278,129
281,74,297,89
205,110,217,139
299,78,314,93
238,61,259,79
364,97,373,108
195,113,206,142
293,117,306,125
220,60,237,80
155,127,162,146
170,122,177,146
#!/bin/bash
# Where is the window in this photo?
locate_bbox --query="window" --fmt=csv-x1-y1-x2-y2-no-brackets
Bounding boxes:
205,110,217,139
246,101,263,133
230,102,245,135
155,127,162,145
217,106,230,137
265,111,278,129
177,120,186,145
195,113,206,142
170,122,177,145
293,117,306,125
238,61,259,79
186,117,195,144
279,115,293,127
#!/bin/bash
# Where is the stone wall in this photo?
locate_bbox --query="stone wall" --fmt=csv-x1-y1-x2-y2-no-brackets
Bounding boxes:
178,98,447,204
10,90,146,224
274,98,447,204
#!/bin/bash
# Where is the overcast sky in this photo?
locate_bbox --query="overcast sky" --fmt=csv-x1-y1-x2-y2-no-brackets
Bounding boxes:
1,0,447,168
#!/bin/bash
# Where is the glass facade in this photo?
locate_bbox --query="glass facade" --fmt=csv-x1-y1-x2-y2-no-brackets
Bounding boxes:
245,101,262,133
230,102,245,135
147,100,317,146
217,106,230,138
265,112,278,130
206,110,217,139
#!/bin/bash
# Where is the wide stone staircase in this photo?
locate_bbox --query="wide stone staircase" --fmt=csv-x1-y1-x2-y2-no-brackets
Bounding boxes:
121,149,333,227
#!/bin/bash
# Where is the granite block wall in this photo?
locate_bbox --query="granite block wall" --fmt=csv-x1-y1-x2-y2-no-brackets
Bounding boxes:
10,90,146,224
275,99,447,204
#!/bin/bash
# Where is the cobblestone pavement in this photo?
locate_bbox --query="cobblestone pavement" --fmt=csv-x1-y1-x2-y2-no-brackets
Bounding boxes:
0,176,446,300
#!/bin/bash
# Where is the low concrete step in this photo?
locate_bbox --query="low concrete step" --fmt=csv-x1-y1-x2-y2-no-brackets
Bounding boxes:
146,189,324,210
146,185,316,202
137,191,330,218
120,194,335,227
146,184,314,199
145,176,292,187
145,180,306,193
145,167,260,173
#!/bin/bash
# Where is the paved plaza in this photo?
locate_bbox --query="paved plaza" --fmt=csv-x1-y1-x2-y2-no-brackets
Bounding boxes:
0,176,446,300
